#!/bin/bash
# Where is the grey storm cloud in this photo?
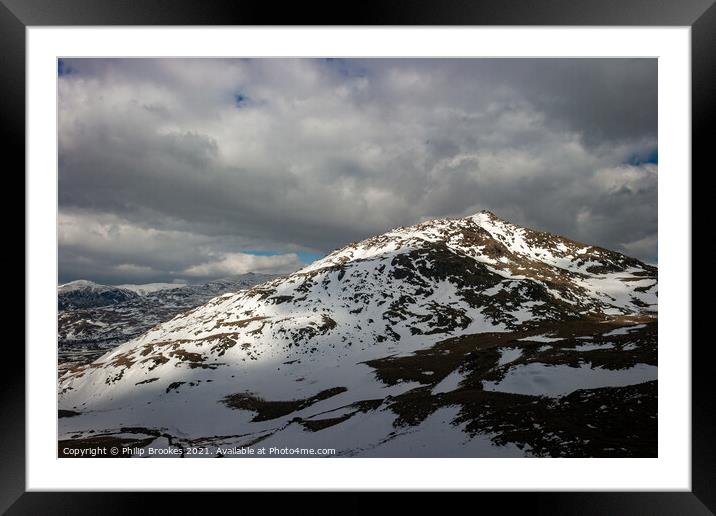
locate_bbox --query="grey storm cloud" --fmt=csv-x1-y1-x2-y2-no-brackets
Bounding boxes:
58,58,657,285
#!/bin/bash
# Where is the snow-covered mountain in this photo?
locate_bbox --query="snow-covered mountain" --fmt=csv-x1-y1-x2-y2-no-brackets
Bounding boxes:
58,212,657,458
58,273,278,366
58,280,140,310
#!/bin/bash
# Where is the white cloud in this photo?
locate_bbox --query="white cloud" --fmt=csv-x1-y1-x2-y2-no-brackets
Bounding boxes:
184,253,303,278
58,209,310,284
590,163,658,195
620,233,658,258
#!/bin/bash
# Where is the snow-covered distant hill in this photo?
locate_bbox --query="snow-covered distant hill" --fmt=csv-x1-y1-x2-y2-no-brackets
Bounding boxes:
58,212,657,458
116,282,187,295
58,273,278,365
58,280,140,310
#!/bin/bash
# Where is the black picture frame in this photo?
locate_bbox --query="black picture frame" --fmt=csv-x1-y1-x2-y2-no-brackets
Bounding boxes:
6,0,713,513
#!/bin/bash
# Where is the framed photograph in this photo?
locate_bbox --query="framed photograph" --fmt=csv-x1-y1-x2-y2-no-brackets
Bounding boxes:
8,0,712,512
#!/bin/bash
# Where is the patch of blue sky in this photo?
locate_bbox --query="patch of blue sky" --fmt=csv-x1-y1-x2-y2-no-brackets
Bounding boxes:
321,58,367,79
234,93,247,107
296,251,323,264
58,58,74,76
625,148,658,166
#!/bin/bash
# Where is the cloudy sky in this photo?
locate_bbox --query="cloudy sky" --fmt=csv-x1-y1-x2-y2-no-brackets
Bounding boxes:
58,58,657,285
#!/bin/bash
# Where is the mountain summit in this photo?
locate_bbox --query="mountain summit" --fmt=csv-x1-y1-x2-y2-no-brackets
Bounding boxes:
59,212,657,457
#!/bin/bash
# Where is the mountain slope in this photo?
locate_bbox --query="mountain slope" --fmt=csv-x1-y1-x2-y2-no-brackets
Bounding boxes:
58,273,278,366
58,212,657,458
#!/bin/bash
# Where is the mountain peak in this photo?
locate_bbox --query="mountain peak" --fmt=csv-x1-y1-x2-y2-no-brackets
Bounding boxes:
466,209,502,225
301,211,652,282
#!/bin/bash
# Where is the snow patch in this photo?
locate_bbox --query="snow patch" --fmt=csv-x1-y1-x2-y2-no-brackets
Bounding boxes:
497,348,523,366
575,342,615,352
519,334,564,343
483,362,657,397
431,369,466,395
602,324,646,337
